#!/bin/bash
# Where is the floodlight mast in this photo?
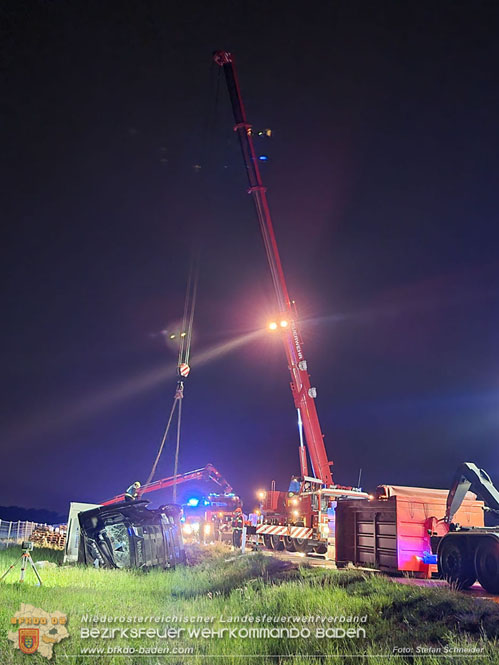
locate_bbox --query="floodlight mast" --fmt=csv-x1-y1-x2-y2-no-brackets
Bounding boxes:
214,50,333,486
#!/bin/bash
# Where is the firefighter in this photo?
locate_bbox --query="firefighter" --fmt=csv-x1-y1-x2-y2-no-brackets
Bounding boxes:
232,507,244,548
124,481,141,502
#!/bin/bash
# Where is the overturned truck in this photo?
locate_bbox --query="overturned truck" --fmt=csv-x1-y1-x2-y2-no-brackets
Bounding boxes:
77,501,185,569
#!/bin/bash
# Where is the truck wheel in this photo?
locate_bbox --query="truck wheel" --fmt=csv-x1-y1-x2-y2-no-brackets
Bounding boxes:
284,536,296,552
270,535,284,551
295,539,313,554
475,539,499,594
263,535,274,550
438,538,476,589
314,543,328,555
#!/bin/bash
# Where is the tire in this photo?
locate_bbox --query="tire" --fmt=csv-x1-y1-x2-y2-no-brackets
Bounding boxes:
438,537,476,589
270,535,284,551
284,536,296,552
263,535,273,550
314,543,328,555
474,539,499,594
295,539,313,554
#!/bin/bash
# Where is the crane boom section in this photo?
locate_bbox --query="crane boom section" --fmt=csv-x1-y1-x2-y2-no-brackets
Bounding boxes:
214,51,333,486
102,464,233,505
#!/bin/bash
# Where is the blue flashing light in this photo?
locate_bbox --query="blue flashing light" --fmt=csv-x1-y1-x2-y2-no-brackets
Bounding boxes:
422,552,438,565
258,155,269,161
187,497,200,507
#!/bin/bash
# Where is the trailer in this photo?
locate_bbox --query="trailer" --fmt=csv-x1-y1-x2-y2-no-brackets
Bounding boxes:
335,484,484,578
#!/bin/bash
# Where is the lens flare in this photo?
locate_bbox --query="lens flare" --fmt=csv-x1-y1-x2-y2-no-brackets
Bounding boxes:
6,328,267,446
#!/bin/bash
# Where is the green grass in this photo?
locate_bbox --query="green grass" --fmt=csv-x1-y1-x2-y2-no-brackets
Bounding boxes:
0,546,498,664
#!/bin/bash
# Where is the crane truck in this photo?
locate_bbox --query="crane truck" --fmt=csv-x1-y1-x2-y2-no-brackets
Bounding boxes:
214,50,367,555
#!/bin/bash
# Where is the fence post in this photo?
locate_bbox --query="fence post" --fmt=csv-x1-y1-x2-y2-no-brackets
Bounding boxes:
16,521,20,543
7,522,12,548
241,525,247,554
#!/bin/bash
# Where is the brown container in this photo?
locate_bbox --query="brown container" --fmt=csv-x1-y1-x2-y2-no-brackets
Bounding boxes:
335,486,484,577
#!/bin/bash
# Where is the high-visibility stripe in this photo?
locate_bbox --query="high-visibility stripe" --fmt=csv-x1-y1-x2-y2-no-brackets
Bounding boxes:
255,525,314,540
289,526,313,539
256,525,288,536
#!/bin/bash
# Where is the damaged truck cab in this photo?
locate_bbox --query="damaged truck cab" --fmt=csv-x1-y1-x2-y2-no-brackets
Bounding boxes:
77,500,185,569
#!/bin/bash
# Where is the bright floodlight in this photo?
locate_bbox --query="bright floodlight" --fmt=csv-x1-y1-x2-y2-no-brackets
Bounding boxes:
169,334,176,340
280,320,289,328
180,332,187,338
268,322,278,331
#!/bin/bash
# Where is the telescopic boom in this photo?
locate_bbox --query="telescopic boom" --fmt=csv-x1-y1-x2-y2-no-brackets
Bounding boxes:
214,50,333,486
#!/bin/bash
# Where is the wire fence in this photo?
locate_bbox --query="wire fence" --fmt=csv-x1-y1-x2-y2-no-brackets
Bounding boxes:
0,519,50,548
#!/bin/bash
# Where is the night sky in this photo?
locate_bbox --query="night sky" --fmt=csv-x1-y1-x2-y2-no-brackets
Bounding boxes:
2,1,499,515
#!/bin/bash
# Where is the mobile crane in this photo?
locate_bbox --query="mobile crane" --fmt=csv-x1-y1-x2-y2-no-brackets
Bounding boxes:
214,51,367,554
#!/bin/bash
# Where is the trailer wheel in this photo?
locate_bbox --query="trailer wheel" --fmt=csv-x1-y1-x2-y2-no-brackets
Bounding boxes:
438,538,476,589
263,535,274,550
284,536,296,552
314,543,328,555
475,539,499,594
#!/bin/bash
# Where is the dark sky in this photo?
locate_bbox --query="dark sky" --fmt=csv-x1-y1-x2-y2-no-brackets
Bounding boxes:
2,1,499,514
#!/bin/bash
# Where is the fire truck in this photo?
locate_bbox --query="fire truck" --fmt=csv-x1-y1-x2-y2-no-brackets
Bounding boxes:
182,491,242,544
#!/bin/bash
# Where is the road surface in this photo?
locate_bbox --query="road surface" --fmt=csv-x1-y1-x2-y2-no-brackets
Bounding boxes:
258,547,499,603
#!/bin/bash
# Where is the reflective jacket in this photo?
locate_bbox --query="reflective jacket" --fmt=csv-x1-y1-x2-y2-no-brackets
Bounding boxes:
125,484,138,500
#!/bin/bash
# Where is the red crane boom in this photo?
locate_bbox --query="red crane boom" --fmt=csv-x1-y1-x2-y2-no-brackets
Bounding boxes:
102,464,233,505
214,51,333,486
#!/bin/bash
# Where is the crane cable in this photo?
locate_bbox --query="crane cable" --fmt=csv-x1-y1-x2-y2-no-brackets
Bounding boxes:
172,393,182,504
145,259,199,488
145,62,217,493
145,395,178,487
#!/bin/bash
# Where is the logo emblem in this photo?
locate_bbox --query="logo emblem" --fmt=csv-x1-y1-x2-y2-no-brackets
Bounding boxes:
9,604,69,659
19,628,39,654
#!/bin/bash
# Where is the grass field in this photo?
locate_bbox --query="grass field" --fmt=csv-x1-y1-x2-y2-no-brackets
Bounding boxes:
0,545,498,664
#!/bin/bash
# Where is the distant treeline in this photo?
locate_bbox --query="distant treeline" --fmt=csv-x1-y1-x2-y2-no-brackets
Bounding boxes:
0,506,66,524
